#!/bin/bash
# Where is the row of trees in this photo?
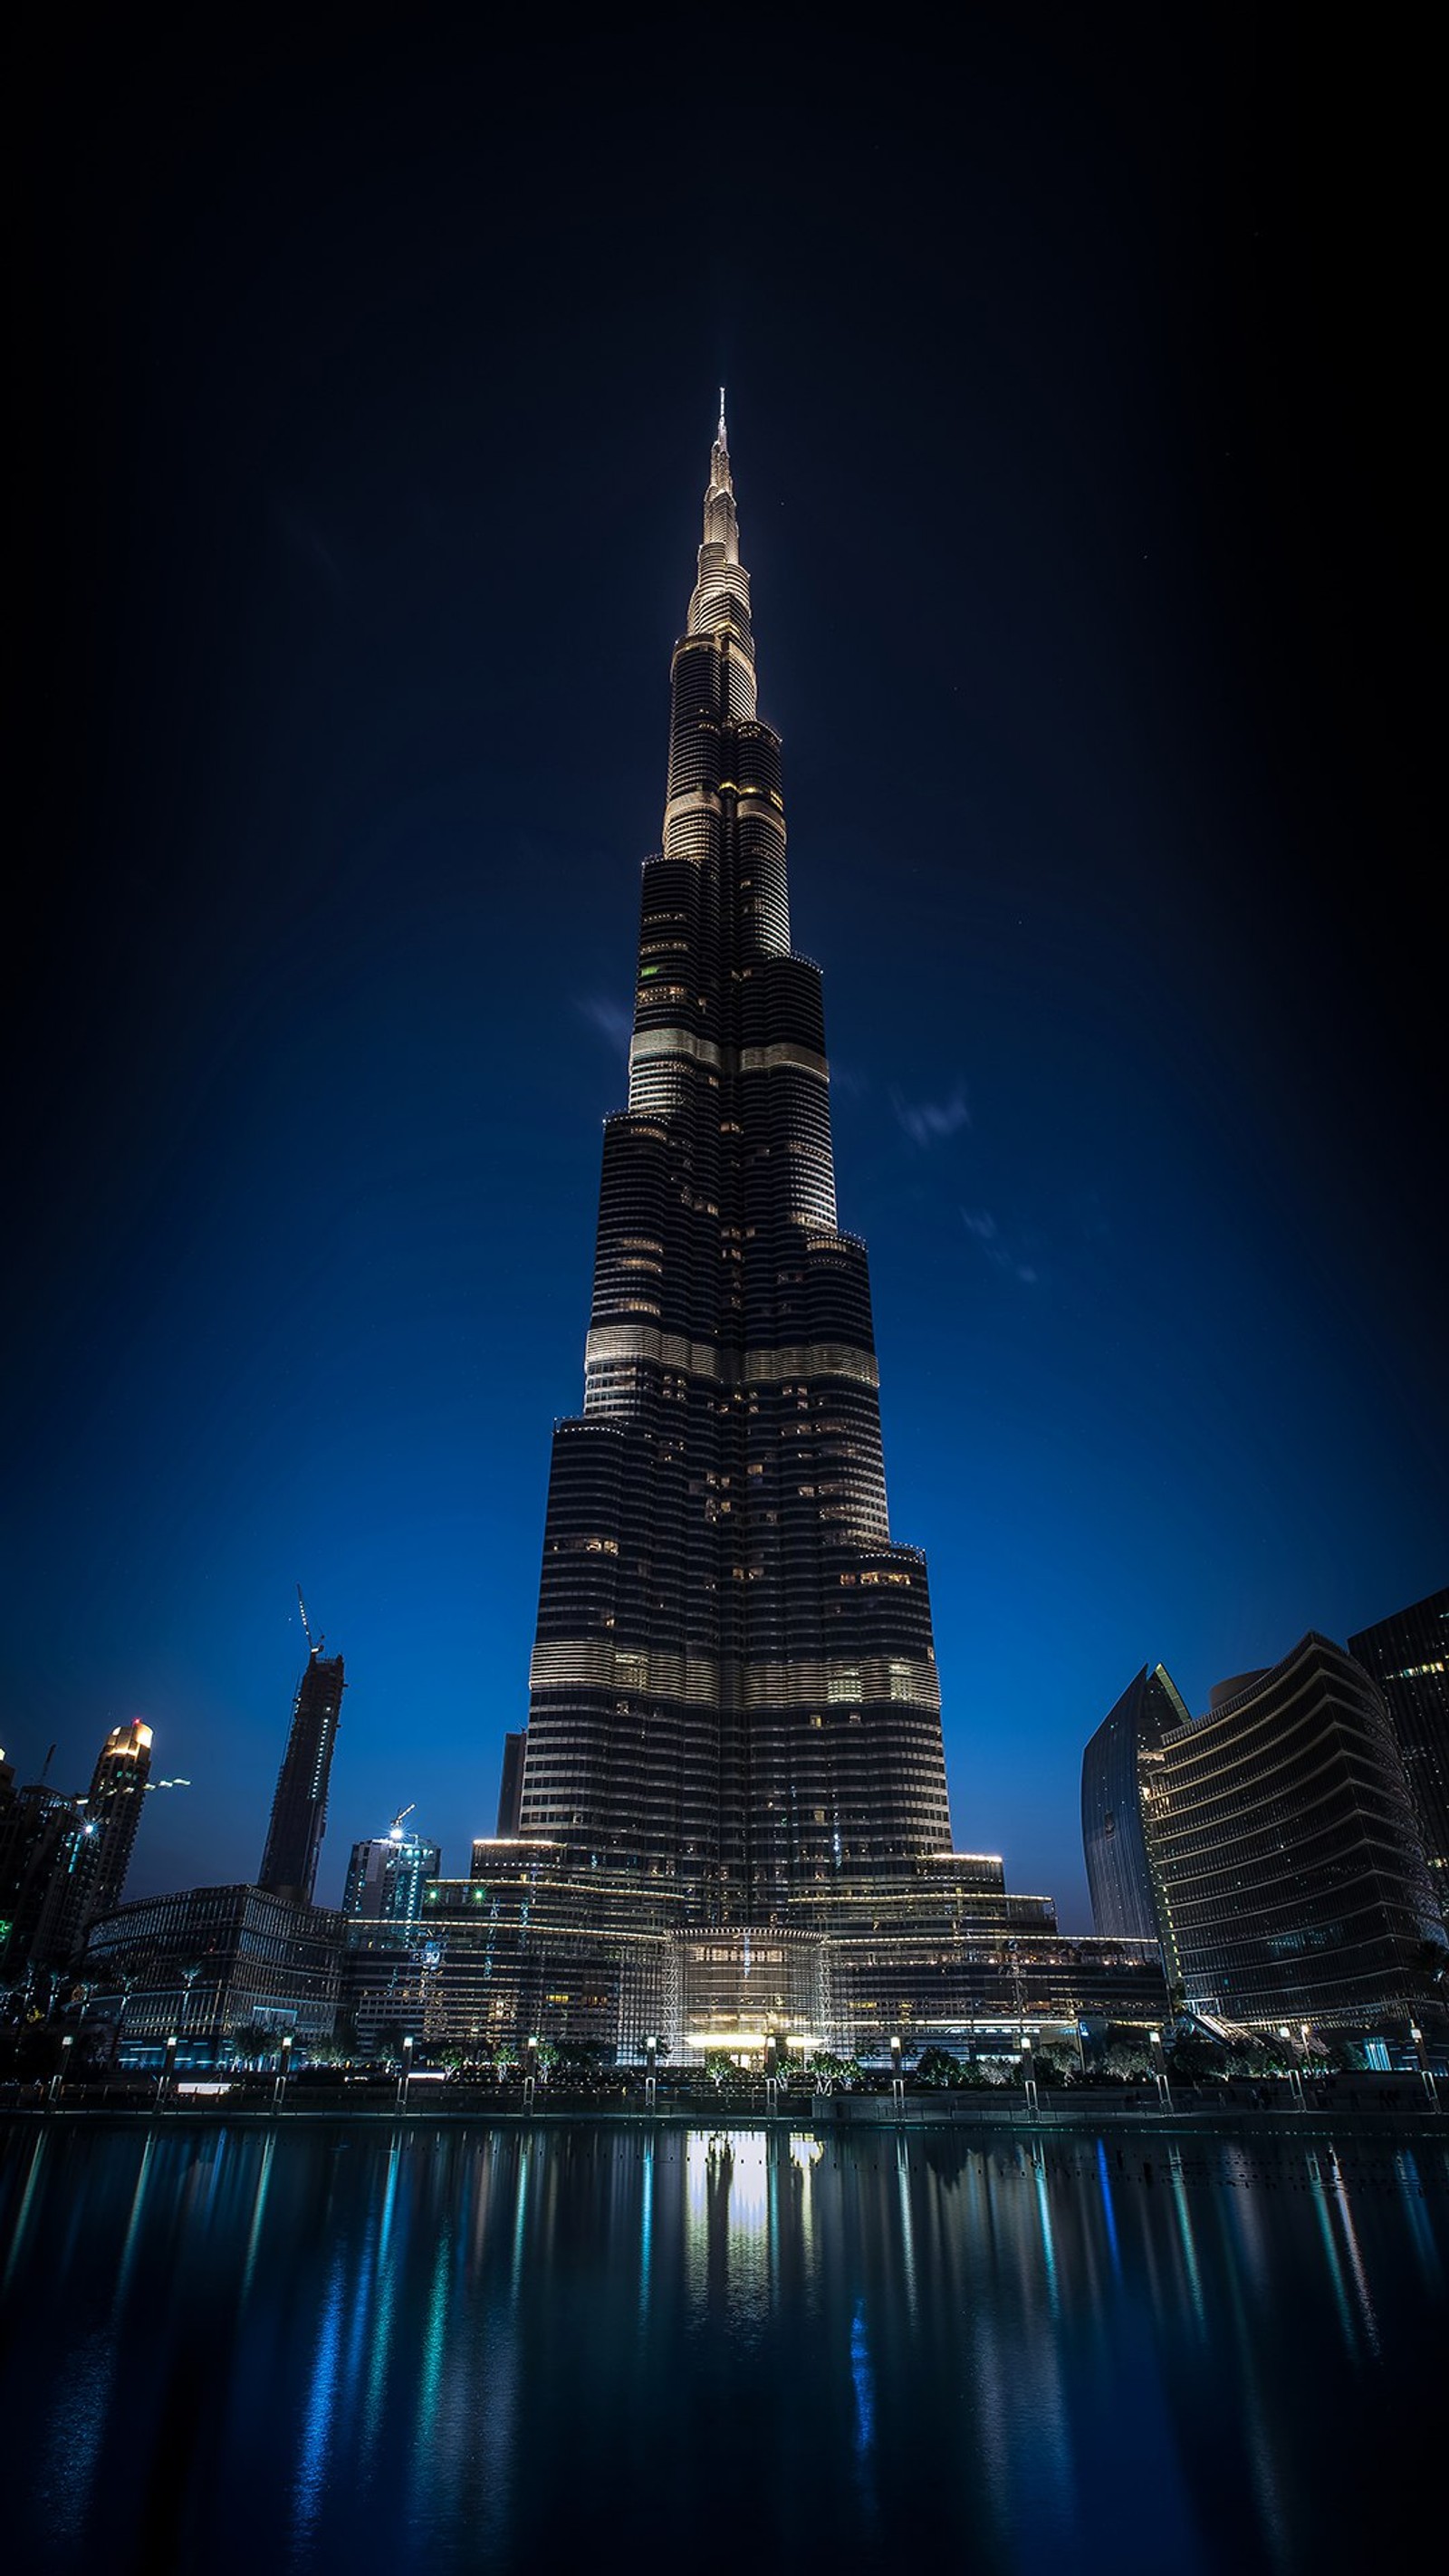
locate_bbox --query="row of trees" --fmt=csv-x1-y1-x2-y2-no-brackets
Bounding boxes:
0,1982,1396,2090
909,2029,1355,2088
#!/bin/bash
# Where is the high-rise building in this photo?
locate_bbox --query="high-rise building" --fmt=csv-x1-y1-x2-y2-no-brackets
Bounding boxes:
517,399,951,1915
46,1718,154,1961
456,404,1169,2063
3,1720,153,1971
1081,1666,1189,1939
259,1632,344,1905
1349,1586,1449,1925
342,1812,441,1927
0,1772,73,1973
1129,1633,1445,2034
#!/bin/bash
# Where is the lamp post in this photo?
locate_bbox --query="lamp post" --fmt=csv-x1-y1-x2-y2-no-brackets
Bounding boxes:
1020,2029,1039,2122
178,1965,201,2072
644,2033,657,2115
159,2033,178,2108
48,2033,73,2106
1148,2027,1172,2115
273,2031,293,2112
1409,2022,1439,2113
764,2032,779,2118
523,2034,538,2116
889,2033,905,2118
397,2033,414,2111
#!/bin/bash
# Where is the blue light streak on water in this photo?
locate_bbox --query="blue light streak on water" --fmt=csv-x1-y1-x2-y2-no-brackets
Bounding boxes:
1,2131,47,2295
1167,2145,1204,2331
294,2256,345,2540
1094,2139,1121,2275
409,2234,450,2518
239,2131,273,2302
895,2132,918,2317
849,2295,874,2456
509,2139,529,2304
1306,2150,1357,2357
1395,2148,1442,2288
639,2139,652,2321
1034,2150,1060,2319
1323,2151,1379,2358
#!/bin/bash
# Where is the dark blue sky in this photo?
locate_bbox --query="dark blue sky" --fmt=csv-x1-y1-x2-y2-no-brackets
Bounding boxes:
7,12,1443,1927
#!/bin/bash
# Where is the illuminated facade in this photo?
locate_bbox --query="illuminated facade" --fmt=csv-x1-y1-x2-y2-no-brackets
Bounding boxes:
1140,1632,1445,2033
0,1718,153,1971
342,1814,442,1927
414,1840,1167,2063
84,1883,343,2062
1349,1585,1449,1926
420,1842,686,2062
259,1640,344,1906
518,402,951,1916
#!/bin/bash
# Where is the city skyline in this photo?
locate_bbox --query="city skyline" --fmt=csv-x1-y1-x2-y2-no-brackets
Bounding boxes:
7,19,1443,1927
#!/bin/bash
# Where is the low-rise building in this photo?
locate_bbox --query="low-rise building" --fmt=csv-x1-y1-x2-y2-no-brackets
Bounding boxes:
84,1884,342,2064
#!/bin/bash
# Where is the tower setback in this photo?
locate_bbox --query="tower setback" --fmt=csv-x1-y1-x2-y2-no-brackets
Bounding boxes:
518,402,952,1916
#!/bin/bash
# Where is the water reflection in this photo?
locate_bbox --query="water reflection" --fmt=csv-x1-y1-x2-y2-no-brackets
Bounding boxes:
2,2120,1445,2573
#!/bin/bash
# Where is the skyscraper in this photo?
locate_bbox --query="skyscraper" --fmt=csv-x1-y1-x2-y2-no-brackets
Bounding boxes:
74,1717,153,1926
1081,1666,1188,1940
1118,1633,1445,2034
11,1718,153,1970
441,407,1166,2062
1349,1586,1449,1926
259,1624,344,1906
518,400,952,1918
342,1812,441,1927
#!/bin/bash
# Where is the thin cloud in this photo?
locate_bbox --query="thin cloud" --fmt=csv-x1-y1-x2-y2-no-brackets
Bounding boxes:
892,1084,971,1149
579,996,633,1051
962,1208,1038,1286
830,1062,871,1101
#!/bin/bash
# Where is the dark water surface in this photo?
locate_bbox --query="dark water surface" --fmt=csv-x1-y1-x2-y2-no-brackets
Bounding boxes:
2,2119,1444,2573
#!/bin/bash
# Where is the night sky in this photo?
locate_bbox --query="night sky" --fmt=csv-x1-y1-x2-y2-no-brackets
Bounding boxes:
8,13,1443,1927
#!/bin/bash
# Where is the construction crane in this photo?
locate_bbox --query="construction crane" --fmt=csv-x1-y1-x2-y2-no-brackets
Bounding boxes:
296,1583,324,1658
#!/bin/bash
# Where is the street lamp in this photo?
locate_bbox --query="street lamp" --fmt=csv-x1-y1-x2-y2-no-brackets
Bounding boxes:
178,1966,201,2070
48,2033,73,2106
398,2033,414,2110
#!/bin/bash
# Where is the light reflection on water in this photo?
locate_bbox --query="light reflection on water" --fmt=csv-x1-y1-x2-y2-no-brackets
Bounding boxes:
2,2119,1445,2574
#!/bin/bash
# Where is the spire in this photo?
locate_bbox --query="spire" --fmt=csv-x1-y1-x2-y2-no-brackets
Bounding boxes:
707,389,734,507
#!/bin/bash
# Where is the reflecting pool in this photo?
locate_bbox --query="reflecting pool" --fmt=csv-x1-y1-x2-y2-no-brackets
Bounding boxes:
3,2120,1444,2572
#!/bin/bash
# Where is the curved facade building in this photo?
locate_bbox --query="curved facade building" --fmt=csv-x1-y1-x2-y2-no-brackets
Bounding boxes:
1081,1665,1189,1939
519,405,952,1917
1143,1631,1444,2031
